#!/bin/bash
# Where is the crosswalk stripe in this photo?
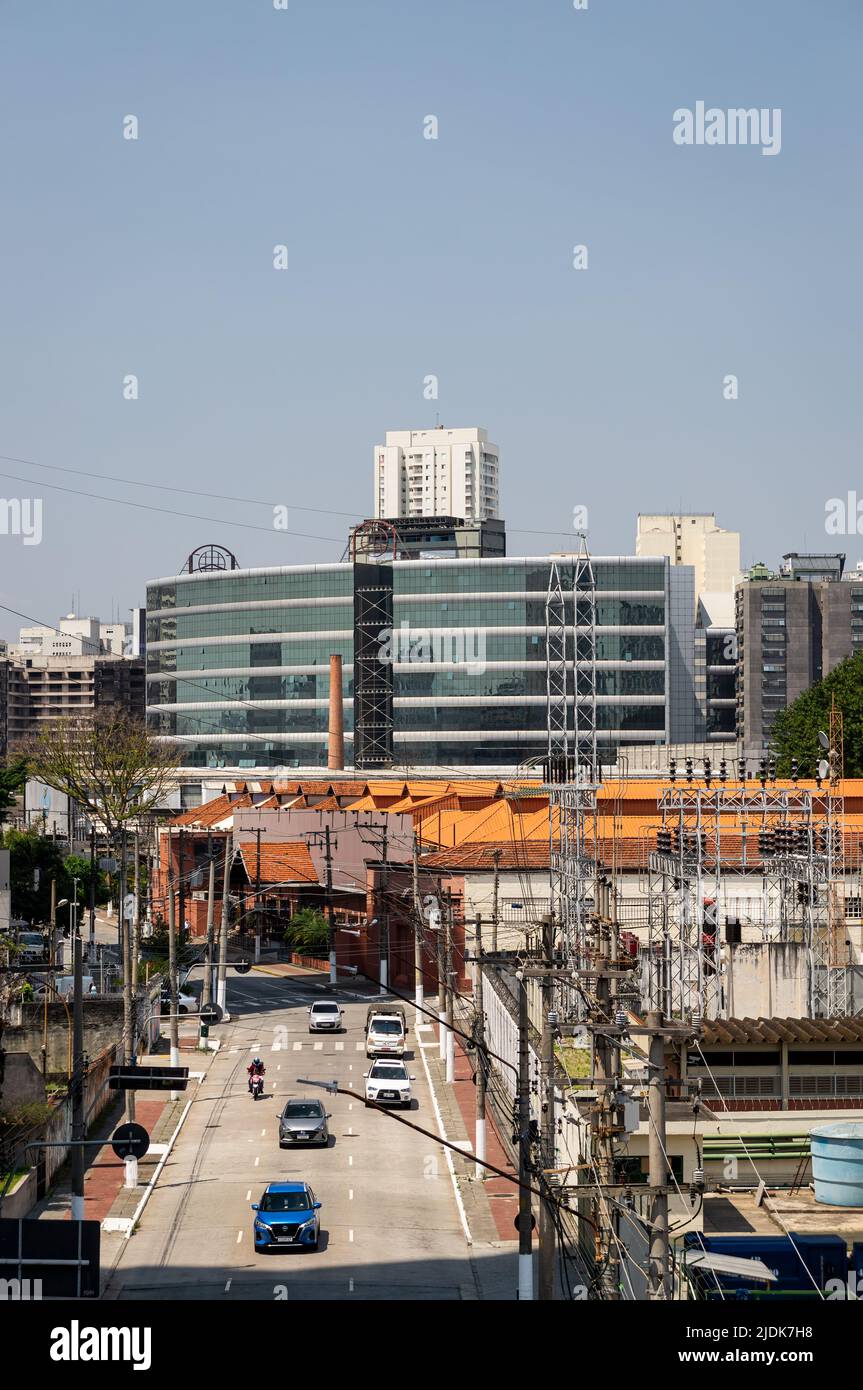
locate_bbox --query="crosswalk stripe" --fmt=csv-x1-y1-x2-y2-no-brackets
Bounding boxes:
355,1040,363,1051
335,1041,344,1052
313,1041,323,1051
292,1041,302,1051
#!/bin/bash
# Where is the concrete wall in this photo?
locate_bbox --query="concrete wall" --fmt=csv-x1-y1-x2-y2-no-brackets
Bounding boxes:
0,1053,46,1107
725,940,808,1018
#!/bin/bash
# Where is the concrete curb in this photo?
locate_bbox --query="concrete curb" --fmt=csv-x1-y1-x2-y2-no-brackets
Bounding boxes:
418,1024,473,1247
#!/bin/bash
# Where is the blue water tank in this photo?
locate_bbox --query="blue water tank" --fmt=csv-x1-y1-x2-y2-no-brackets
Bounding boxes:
811,1123,863,1206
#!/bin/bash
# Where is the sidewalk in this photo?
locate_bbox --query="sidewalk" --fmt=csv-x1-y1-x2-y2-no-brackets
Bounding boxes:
420,1018,519,1246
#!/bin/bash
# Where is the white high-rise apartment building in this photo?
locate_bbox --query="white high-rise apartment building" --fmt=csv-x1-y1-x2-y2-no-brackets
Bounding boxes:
373,426,500,523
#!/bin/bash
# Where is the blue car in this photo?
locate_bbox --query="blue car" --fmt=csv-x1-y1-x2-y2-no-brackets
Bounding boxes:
252,1182,322,1252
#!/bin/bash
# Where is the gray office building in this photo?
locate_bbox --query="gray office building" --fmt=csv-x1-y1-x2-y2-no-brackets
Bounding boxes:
735,553,863,749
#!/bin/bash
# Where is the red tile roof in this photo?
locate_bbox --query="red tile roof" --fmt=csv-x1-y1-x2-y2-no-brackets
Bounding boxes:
236,841,319,886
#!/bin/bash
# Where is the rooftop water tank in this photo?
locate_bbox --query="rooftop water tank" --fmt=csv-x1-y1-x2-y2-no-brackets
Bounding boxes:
811,1123,863,1207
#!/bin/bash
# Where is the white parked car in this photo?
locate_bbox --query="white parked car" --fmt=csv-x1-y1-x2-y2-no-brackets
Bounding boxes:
160,987,197,1015
308,1000,344,1033
364,1060,415,1108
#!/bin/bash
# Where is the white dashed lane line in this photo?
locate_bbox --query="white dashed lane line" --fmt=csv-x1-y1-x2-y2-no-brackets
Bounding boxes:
236,1231,243,1244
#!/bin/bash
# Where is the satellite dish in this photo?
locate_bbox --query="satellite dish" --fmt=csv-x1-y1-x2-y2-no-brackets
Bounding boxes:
818,759,830,781
818,731,830,751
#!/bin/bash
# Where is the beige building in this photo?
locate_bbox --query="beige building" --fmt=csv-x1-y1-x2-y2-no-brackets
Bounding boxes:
636,513,741,608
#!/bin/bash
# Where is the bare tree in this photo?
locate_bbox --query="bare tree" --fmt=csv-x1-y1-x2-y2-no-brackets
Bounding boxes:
22,713,180,1119
21,711,179,838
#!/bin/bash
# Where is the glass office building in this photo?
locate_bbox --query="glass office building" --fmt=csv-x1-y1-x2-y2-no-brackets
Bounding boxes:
146,554,697,770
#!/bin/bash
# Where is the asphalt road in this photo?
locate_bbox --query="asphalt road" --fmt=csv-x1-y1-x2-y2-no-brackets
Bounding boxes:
103,970,514,1300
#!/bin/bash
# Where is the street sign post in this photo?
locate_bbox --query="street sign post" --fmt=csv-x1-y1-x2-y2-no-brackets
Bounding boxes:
111,1122,150,1161
108,1064,189,1092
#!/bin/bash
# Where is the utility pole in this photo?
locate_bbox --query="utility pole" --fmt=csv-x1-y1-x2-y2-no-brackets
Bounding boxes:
177,827,186,962
379,821,389,995
131,830,140,1002
474,913,486,1177
70,928,85,1222
437,893,447,1063
216,834,232,1021
254,826,262,965
88,824,96,962
538,913,557,1301
445,895,455,1083
324,824,336,985
517,971,533,1300
120,829,136,1139
167,830,181,1100
201,834,216,1014
491,848,501,955
412,832,424,1024
647,1008,671,1299
590,881,620,1300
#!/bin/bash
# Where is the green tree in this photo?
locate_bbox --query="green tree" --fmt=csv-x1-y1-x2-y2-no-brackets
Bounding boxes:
1,828,66,921
284,907,328,954
770,652,863,776
0,757,28,822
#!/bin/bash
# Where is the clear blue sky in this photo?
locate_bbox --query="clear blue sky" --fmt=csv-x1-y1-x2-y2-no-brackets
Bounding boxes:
1,0,861,637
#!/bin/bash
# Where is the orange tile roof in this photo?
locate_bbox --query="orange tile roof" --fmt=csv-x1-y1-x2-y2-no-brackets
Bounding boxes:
236,841,319,885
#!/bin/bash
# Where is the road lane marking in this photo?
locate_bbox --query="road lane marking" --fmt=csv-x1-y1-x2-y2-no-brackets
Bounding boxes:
349,1230,354,1243
314,1042,323,1051
249,1044,261,1050
348,1102,352,1110
254,1156,260,1167
348,1126,353,1135
349,1189,353,1200
236,1231,243,1244
261,1128,266,1136
293,1042,302,1051
246,1190,251,1201
348,1155,353,1166
349,1279,354,1293
225,1279,232,1292
277,1064,281,1071
335,1041,344,1051
355,1041,363,1050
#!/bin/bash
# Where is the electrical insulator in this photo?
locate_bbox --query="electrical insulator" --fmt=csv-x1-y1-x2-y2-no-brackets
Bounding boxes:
790,758,798,783
685,758,693,783
669,758,677,783
692,1167,705,1191
719,759,727,782
615,1008,628,1029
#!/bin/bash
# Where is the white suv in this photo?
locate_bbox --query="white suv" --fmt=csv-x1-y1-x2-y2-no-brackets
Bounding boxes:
364,1060,415,1108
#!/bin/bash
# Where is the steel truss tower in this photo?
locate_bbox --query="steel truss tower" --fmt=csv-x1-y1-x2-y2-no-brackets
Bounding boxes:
544,537,599,1014
647,782,856,1021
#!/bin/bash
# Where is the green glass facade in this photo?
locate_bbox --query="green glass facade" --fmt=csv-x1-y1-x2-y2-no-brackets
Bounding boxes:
146,556,674,769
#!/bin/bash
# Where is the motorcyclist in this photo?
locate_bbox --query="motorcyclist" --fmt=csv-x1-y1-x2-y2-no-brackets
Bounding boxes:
247,1057,266,1093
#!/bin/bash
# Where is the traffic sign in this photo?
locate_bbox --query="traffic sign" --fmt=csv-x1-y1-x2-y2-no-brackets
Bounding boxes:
234,959,252,975
513,1212,537,1233
199,1001,222,1025
111,1122,150,1161
108,1064,189,1091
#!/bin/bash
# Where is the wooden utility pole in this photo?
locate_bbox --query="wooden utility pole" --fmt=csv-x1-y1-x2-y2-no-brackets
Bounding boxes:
444,894,455,1083
167,829,180,1097
412,833,424,1022
379,821,389,994
201,834,216,1011
216,834,232,1021
324,824,336,985
491,848,501,955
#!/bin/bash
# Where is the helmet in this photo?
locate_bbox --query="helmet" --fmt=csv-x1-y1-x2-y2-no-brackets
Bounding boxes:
254,1057,262,1066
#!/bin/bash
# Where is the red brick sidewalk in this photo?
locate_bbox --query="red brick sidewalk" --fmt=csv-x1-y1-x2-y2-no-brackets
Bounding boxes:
61,1096,170,1222
438,1025,518,1242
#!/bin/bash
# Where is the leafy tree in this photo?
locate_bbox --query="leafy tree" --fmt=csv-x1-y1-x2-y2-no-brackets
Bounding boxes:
283,907,328,954
1,828,66,922
770,652,863,776
0,757,28,822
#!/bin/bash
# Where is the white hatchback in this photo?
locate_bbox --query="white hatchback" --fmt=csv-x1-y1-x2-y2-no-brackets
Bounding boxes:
308,1000,344,1033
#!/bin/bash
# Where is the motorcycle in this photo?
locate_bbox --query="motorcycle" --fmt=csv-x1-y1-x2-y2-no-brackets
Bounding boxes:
250,1073,265,1100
